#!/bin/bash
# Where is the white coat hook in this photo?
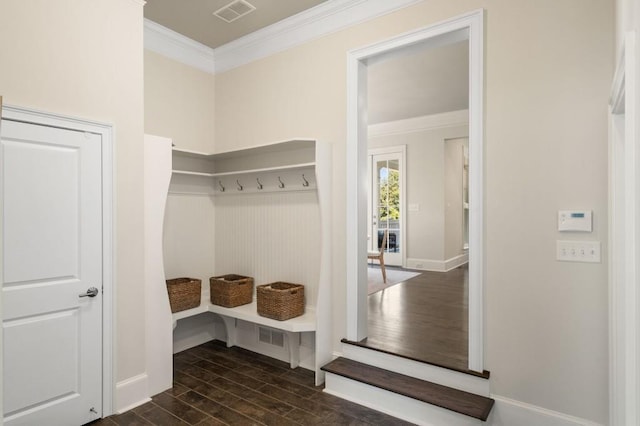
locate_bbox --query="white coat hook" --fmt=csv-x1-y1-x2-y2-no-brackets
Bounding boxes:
236,180,243,191
256,178,263,190
278,176,285,189
218,180,225,192
302,174,309,187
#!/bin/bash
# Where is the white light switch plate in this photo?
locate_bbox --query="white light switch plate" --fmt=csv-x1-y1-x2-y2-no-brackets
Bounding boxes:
556,240,601,263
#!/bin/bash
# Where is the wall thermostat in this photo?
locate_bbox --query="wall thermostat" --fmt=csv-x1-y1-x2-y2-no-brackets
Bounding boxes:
558,210,592,232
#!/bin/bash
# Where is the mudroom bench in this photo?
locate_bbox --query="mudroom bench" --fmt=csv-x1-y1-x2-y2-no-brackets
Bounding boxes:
172,302,316,368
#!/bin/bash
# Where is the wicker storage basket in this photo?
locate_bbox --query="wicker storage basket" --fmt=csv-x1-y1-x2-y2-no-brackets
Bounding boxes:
257,282,304,321
166,278,201,313
210,274,254,308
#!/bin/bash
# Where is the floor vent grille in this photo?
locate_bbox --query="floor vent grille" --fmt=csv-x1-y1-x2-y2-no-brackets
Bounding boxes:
258,326,285,347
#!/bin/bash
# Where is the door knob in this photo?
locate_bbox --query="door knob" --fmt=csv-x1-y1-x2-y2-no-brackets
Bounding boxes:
79,287,99,298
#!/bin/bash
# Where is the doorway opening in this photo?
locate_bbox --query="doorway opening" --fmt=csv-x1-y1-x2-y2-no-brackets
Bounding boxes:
346,9,484,373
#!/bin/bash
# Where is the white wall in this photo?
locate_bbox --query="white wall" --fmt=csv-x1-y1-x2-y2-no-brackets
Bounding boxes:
214,1,613,423
0,0,146,391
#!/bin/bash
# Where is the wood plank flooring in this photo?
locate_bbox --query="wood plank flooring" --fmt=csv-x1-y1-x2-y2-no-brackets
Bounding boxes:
361,265,471,373
93,341,414,425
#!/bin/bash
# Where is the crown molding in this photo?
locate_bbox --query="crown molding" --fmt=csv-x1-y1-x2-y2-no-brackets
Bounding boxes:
144,18,215,74
213,0,422,73
143,0,423,74
368,109,469,138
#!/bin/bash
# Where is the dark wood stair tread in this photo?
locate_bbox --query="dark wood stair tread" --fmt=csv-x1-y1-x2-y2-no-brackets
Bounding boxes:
341,338,491,379
321,357,494,421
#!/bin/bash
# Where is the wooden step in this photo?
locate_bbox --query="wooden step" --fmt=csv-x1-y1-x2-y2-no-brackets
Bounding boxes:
321,357,494,422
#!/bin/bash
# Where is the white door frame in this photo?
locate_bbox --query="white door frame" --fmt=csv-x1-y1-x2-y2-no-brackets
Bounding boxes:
609,30,639,426
346,9,485,372
1,104,115,417
368,146,406,267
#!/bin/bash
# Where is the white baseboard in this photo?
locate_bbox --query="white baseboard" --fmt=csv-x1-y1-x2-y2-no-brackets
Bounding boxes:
489,395,603,426
407,253,468,272
115,373,151,414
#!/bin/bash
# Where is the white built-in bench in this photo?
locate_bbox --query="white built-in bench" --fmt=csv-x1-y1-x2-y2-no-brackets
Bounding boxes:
172,302,316,368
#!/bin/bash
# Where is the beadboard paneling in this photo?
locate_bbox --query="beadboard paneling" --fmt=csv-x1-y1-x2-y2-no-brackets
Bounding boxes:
214,191,320,307
163,194,216,293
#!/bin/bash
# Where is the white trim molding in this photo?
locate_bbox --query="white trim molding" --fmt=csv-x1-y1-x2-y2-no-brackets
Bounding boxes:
143,0,422,74
346,9,485,372
213,0,423,73
406,253,469,272
369,109,469,138
489,395,603,426
144,19,216,74
608,30,640,426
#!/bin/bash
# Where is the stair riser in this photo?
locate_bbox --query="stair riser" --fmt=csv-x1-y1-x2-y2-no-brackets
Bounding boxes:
340,344,490,396
324,372,483,426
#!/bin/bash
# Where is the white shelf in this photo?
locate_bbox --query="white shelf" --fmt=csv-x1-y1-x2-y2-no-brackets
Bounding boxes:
172,303,208,322
209,301,316,332
210,162,315,178
172,170,215,178
172,301,316,333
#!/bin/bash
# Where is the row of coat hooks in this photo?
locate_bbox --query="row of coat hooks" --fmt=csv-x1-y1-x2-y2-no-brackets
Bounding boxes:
217,174,310,192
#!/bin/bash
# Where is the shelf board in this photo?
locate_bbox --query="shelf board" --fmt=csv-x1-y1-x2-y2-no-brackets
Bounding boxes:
172,301,316,333
208,301,316,332
172,162,315,179
172,170,215,178
172,147,213,158
172,139,315,160
172,303,208,322
210,162,315,178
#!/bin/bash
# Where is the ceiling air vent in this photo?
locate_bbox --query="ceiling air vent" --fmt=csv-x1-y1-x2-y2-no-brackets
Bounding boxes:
214,0,256,23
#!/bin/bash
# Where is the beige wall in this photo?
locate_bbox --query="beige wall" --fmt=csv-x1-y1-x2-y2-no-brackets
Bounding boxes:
0,0,146,382
215,0,613,422
145,51,215,153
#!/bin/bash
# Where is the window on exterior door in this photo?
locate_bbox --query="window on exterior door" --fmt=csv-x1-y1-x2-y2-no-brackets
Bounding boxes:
369,151,403,266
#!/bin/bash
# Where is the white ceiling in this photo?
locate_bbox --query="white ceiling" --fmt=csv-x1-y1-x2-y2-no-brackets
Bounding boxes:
144,0,328,49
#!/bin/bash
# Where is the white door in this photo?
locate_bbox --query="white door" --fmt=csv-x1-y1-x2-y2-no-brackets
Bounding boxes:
369,151,404,266
1,119,103,425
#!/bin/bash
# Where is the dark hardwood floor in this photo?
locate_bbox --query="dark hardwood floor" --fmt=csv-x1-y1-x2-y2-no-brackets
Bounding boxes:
94,341,413,425
362,264,469,373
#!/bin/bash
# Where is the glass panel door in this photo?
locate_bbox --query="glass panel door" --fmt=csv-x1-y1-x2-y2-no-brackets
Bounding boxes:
370,152,402,266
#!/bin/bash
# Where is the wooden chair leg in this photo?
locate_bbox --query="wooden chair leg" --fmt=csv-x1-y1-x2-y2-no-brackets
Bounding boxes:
379,256,386,283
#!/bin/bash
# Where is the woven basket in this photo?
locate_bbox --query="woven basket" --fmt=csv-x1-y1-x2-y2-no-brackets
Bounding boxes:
166,278,201,313
257,282,304,321
210,274,254,308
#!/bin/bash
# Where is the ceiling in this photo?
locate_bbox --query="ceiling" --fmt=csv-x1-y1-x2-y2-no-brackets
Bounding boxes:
144,0,328,49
